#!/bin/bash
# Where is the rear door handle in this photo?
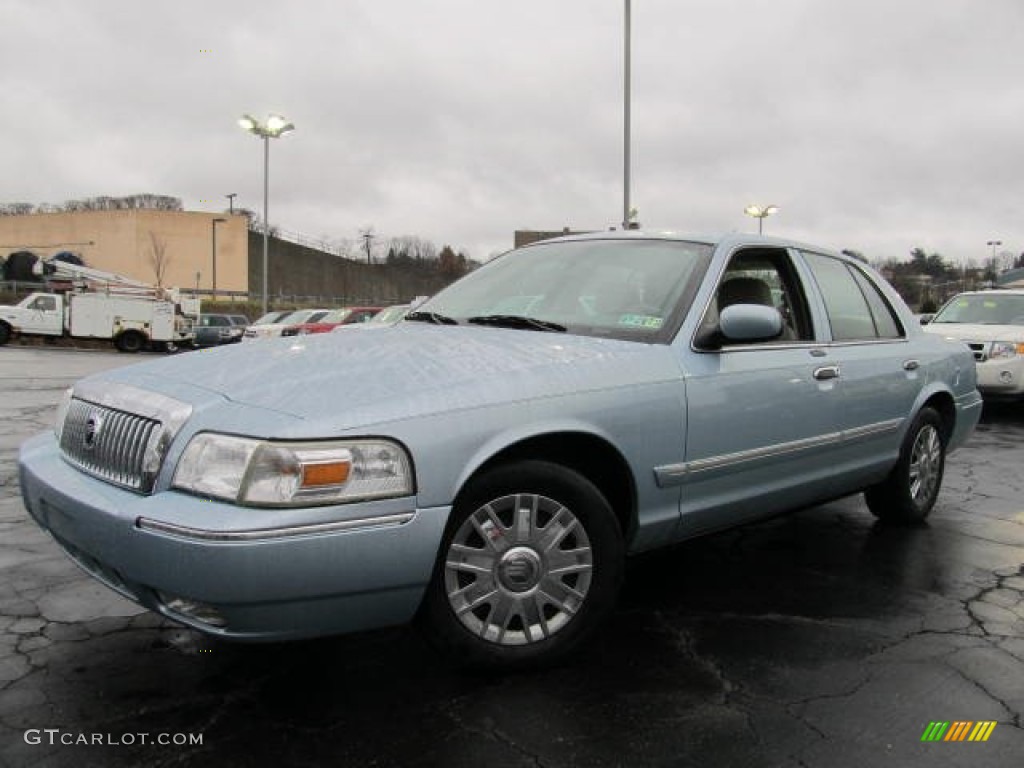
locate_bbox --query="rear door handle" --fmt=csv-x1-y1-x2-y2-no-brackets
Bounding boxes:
813,365,841,381
903,359,920,371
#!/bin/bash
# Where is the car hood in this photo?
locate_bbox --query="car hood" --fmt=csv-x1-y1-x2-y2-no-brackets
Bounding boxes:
924,323,1024,342
99,324,678,429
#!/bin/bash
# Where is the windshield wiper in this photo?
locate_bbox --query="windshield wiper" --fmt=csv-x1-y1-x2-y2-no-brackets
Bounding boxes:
466,315,566,333
405,311,459,325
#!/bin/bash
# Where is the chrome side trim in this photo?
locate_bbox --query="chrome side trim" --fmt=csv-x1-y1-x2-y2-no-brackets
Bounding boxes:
136,512,416,542
654,417,904,487
842,418,903,443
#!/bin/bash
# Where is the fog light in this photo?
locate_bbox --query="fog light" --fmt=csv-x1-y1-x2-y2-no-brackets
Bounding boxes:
158,592,228,627
1000,370,1013,384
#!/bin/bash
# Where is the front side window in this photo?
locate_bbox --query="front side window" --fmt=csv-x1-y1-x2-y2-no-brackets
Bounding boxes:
29,296,57,311
412,239,712,342
700,247,814,344
803,252,903,341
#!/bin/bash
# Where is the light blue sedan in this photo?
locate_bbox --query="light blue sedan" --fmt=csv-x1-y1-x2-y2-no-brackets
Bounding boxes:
19,232,982,668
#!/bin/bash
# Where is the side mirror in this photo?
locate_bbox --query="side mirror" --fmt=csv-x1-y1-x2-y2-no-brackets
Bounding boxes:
918,314,934,325
720,304,783,342
694,304,783,349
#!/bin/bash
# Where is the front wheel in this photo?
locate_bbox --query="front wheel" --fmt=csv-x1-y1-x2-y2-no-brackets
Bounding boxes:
865,407,946,523
0,322,10,346
419,460,624,670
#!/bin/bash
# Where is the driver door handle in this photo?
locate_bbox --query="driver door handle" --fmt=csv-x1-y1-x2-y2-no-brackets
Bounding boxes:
813,365,841,381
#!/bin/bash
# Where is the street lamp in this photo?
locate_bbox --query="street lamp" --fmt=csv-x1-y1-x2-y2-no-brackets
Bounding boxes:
623,0,632,231
987,239,1002,261
211,217,226,299
238,113,295,315
226,193,237,215
744,204,778,235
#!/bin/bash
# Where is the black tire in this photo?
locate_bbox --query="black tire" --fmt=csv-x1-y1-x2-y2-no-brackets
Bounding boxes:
0,322,10,346
419,460,624,670
114,331,145,354
865,407,946,523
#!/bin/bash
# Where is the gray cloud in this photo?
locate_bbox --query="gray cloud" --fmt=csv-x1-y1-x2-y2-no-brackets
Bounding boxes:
2,0,1021,265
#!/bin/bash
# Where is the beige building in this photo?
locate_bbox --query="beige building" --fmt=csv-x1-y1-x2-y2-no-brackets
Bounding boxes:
0,209,248,293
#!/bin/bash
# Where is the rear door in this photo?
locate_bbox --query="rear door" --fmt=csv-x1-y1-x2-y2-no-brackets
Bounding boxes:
797,251,920,478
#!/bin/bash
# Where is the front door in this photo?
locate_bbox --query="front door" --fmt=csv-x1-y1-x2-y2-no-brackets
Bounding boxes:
668,246,843,537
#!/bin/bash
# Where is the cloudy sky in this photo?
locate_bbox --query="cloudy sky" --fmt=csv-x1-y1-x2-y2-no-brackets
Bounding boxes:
3,0,1022,266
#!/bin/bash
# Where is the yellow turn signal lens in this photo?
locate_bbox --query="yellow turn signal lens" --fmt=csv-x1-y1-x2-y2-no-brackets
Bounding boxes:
301,461,351,488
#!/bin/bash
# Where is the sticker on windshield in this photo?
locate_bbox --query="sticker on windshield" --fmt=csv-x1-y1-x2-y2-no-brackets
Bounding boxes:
617,314,664,329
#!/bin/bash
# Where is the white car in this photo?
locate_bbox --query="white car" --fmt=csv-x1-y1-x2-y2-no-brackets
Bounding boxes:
242,308,330,340
923,289,1024,400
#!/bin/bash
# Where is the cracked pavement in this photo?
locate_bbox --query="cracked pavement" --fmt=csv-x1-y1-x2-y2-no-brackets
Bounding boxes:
0,347,1022,767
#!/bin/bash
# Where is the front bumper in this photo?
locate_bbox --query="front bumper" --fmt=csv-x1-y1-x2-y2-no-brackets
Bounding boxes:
976,357,1024,399
19,433,449,640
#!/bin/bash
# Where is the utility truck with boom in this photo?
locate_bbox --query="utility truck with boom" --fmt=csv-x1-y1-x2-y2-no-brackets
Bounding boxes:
0,259,199,352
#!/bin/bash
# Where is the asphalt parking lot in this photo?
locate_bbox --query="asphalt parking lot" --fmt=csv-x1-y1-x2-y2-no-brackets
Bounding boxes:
0,347,1021,767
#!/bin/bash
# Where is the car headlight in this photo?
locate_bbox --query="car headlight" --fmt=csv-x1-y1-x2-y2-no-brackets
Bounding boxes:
989,341,1024,359
172,434,413,507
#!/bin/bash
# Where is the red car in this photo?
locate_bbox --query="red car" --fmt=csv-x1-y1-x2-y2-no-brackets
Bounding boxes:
279,306,382,336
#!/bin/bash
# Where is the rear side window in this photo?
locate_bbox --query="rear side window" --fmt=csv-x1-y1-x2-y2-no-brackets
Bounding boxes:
802,253,904,341
849,268,903,338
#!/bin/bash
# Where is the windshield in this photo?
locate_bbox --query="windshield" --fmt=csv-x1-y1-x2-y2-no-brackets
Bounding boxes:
253,311,287,325
933,294,1024,325
320,308,353,324
413,239,711,341
372,305,410,324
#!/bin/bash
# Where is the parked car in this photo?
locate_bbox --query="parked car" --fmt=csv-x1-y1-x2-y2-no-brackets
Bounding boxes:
922,289,1024,400
358,303,411,327
19,232,981,669
280,306,382,336
194,313,250,347
243,308,330,340
331,304,417,333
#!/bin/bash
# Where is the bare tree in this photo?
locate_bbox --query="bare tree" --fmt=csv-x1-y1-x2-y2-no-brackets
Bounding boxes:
147,232,172,288
332,237,356,260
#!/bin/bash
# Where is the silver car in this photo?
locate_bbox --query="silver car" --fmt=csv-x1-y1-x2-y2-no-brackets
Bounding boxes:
19,232,982,668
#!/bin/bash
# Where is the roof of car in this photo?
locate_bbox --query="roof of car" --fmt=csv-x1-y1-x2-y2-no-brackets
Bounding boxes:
518,229,848,260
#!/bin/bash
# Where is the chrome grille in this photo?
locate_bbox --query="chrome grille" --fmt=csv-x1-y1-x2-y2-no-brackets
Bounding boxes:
59,399,161,492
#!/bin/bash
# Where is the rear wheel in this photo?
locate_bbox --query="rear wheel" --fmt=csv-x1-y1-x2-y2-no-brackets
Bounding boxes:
114,331,145,354
865,407,946,523
0,322,10,346
420,460,624,669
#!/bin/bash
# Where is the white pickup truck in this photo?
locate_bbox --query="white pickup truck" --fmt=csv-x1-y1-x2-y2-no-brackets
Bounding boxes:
0,290,198,352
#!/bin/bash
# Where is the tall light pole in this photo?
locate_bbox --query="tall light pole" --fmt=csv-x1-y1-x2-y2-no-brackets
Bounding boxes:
622,0,632,231
987,239,1002,261
744,204,778,235
983,239,1002,291
238,113,295,315
211,217,226,299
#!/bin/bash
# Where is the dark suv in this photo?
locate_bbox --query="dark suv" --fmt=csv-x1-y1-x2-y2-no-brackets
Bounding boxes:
194,314,249,347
